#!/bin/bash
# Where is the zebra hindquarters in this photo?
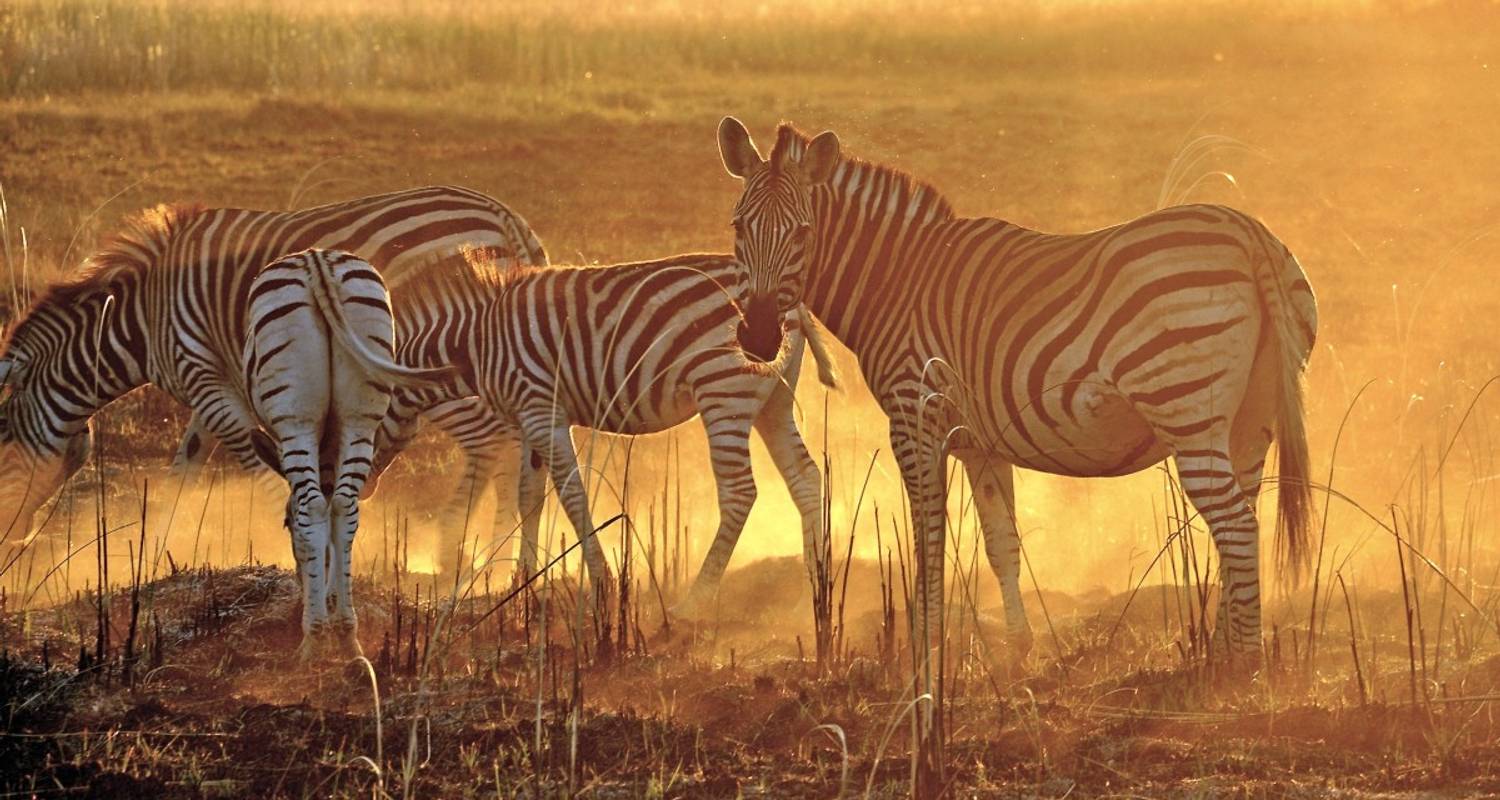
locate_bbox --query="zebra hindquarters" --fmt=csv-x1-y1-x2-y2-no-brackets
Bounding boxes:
1118,284,1268,658
320,272,405,658
246,260,337,663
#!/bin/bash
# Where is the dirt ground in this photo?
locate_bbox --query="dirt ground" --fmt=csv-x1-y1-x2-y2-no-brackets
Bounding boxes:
6,560,1500,798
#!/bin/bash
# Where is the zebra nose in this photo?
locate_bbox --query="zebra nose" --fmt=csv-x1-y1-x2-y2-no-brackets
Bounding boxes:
737,294,783,363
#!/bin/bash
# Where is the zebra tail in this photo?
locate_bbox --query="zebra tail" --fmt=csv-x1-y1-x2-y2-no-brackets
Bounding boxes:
799,306,841,390
1257,237,1317,587
306,254,455,391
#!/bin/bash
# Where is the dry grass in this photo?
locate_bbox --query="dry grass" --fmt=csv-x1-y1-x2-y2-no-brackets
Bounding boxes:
5,0,1500,796
7,555,1500,798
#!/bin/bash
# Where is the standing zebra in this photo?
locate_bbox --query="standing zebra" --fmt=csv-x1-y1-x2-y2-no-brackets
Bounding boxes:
716,119,1317,658
379,252,836,606
0,186,544,545
245,249,450,658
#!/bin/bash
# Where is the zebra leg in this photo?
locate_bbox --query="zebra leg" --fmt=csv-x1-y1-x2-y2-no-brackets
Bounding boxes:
170,388,290,533
889,410,950,660
167,412,218,487
174,384,291,501
459,435,528,581
159,391,282,530
1173,441,1263,657
519,416,613,593
403,397,518,578
171,411,283,499
677,405,759,617
277,433,332,664
327,421,378,659
363,387,429,501
963,456,1033,661
182,385,283,475
1218,412,1275,659
750,385,823,593
434,416,508,578
152,412,221,536
514,438,546,582
1232,426,1273,508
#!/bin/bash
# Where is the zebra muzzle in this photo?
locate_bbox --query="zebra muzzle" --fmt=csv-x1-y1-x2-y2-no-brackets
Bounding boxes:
736,295,783,363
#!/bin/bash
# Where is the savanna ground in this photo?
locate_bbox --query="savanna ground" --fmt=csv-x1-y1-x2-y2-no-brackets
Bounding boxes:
5,0,1500,796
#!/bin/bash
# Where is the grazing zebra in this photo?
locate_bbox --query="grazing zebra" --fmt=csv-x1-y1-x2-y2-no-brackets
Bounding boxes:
379,252,836,605
716,119,1317,658
245,249,450,658
0,186,544,544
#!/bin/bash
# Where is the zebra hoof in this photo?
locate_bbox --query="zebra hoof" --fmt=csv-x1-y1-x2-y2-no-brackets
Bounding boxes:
335,627,364,660
295,635,322,666
586,573,618,607
1217,643,1265,674
980,628,1033,679
1009,627,1035,665
440,565,475,589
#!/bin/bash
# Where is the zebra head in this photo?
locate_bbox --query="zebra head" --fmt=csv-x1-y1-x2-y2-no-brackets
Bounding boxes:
0,376,95,546
718,117,841,321
0,304,106,543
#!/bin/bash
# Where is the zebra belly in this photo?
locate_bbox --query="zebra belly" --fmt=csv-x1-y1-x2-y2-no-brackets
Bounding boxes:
997,383,1170,478
564,381,699,437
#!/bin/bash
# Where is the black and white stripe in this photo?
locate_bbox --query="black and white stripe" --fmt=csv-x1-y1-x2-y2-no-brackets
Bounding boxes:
380,253,837,604
718,119,1318,657
0,185,543,543
245,249,449,659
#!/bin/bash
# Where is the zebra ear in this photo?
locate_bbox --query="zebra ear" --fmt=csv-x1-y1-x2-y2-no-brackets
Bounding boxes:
718,116,764,179
802,131,841,186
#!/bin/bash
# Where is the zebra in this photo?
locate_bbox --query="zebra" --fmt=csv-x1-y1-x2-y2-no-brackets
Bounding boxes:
378,252,838,607
244,249,450,659
715,118,1318,659
0,185,545,546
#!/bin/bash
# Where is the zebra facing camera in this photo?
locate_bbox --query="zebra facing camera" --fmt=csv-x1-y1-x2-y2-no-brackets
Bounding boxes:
736,294,783,363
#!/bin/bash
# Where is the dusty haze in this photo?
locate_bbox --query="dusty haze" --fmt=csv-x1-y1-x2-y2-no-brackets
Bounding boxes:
2,0,1496,623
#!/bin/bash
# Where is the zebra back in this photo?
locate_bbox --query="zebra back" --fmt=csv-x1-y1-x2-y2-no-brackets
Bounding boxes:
0,187,542,536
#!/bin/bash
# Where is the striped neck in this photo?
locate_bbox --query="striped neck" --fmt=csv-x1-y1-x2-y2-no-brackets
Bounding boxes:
3,266,147,449
797,155,956,355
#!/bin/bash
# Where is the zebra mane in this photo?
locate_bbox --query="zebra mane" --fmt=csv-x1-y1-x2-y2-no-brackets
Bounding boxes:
769,123,957,223
463,244,549,292
391,246,541,313
46,202,204,304
91,202,206,271
1,203,204,350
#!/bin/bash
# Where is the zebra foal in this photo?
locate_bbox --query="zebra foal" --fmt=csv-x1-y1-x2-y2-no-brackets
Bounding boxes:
380,253,837,608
